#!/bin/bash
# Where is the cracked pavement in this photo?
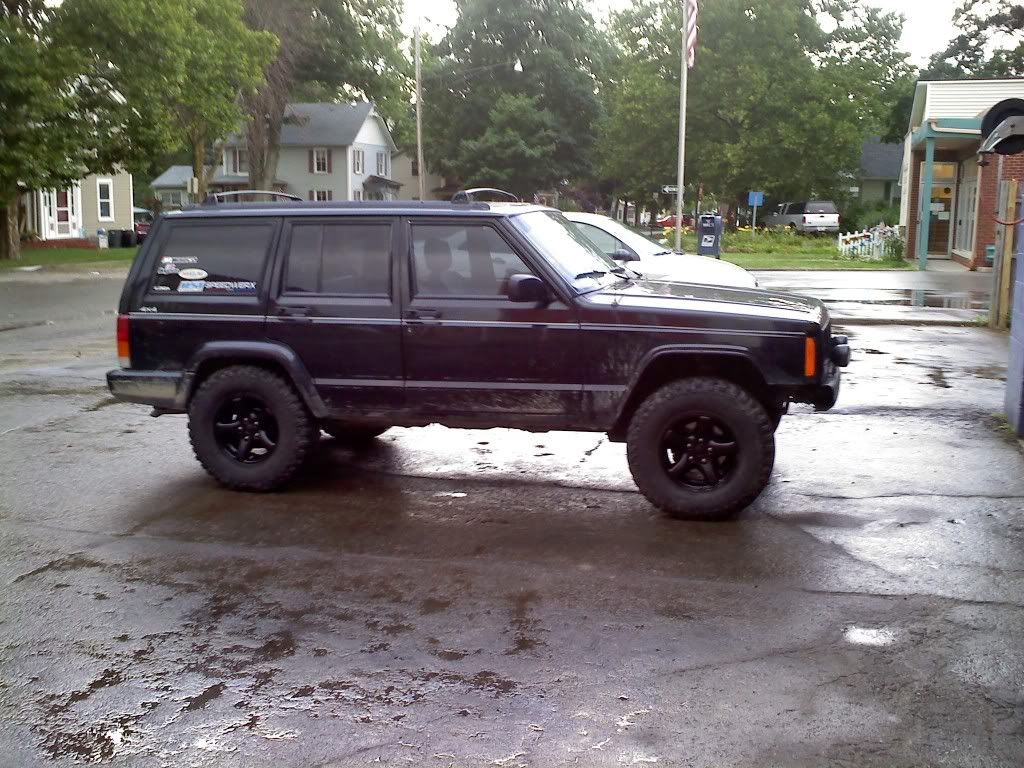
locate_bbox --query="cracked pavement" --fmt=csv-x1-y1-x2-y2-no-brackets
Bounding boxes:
1,274,1023,766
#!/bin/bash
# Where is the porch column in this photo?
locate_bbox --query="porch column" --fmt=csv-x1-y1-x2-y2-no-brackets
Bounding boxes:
917,138,935,270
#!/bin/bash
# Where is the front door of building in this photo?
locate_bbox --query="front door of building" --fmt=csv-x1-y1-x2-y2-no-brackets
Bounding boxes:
921,162,956,257
41,185,82,239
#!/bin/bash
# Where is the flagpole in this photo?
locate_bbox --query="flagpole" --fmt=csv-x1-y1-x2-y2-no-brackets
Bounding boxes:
673,2,689,253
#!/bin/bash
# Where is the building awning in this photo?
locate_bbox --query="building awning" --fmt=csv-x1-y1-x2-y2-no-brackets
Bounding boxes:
910,117,983,150
364,174,402,189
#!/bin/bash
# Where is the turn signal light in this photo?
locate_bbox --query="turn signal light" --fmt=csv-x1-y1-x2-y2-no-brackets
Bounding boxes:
116,314,131,368
804,337,817,378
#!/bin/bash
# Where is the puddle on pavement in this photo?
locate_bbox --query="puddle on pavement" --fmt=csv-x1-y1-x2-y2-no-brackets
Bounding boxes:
843,626,897,646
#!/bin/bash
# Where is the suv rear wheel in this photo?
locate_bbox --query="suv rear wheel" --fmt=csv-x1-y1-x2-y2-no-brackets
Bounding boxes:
188,366,317,491
626,377,775,520
322,423,389,444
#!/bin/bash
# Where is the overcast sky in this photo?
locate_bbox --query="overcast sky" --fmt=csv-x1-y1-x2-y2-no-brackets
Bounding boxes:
402,0,962,66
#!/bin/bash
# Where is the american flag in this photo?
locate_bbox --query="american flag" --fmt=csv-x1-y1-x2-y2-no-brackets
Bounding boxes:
685,0,699,69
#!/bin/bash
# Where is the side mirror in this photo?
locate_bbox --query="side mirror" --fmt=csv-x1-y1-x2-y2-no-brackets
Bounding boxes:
507,274,547,303
613,248,639,262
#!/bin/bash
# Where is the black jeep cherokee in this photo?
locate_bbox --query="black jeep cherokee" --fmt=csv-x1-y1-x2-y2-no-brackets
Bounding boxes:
107,200,849,519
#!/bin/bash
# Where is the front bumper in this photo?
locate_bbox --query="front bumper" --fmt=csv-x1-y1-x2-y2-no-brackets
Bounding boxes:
810,334,849,411
107,369,186,412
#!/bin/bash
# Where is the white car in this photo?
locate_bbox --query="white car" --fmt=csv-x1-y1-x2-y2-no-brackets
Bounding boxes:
564,211,757,289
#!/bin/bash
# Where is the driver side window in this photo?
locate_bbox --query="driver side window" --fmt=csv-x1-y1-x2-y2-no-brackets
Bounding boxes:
411,224,534,298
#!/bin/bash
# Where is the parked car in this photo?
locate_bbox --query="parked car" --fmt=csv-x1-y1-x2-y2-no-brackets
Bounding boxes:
133,207,154,242
762,201,840,234
107,199,848,520
564,211,757,288
655,212,694,228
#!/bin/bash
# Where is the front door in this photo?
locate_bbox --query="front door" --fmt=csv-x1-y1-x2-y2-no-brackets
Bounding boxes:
40,185,82,239
400,218,582,425
267,217,404,416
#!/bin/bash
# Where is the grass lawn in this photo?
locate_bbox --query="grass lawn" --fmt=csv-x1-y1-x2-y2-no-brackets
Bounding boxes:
0,247,137,271
632,226,912,270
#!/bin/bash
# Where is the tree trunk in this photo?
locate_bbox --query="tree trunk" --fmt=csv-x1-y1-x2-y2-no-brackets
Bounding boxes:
1,196,19,261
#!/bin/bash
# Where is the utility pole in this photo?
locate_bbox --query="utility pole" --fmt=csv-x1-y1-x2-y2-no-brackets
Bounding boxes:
673,2,690,253
414,24,426,201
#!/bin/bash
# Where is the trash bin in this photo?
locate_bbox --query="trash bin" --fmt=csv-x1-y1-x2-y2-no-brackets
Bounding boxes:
696,214,723,258
105,229,121,248
122,230,137,248
96,228,108,249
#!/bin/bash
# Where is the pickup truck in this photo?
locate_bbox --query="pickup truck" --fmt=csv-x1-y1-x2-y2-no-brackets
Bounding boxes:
763,201,840,234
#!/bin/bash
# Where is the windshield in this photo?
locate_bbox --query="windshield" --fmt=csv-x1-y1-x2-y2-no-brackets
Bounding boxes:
582,216,669,257
512,211,627,291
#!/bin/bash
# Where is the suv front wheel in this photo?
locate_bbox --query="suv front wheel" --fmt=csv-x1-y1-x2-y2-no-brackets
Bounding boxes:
188,366,317,491
626,378,775,520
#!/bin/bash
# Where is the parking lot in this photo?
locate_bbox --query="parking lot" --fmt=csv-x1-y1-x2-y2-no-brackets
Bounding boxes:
1,274,1023,767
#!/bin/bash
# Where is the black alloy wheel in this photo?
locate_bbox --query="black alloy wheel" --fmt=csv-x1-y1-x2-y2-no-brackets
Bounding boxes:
660,415,738,489
214,394,279,464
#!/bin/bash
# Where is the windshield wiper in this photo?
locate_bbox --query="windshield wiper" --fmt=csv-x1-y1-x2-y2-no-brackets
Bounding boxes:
651,249,673,256
573,270,608,280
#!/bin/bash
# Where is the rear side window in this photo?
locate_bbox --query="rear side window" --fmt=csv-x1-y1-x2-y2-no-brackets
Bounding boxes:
789,203,805,215
284,222,391,296
151,222,273,295
807,201,837,214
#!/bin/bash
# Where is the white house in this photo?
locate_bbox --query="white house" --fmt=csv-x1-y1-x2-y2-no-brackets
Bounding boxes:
151,102,400,208
20,171,135,243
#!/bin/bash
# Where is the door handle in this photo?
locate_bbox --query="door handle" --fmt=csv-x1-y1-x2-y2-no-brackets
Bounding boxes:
405,308,441,321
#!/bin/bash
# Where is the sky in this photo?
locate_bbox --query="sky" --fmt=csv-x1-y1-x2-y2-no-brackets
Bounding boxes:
402,0,963,66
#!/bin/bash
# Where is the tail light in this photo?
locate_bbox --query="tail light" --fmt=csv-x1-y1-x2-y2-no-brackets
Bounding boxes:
802,215,809,225
116,314,131,368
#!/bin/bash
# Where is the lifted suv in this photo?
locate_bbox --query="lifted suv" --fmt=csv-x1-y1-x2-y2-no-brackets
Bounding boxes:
108,200,849,519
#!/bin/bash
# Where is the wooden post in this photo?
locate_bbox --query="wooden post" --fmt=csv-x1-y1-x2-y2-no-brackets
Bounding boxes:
995,179,1018,329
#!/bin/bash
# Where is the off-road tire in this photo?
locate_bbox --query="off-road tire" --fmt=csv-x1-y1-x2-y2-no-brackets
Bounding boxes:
626,377,775,520
321,423,389,444
188,366,317,491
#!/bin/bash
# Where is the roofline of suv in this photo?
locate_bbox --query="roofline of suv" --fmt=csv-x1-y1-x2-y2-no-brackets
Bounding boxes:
166,201,556,218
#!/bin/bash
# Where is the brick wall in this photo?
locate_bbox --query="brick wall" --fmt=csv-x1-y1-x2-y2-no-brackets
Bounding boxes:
970,153,1024,269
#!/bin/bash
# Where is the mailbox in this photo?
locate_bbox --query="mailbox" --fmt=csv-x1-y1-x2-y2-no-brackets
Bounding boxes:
697,214,723,258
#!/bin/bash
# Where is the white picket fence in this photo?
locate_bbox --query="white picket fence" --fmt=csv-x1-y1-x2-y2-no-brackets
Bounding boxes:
837,224,901,260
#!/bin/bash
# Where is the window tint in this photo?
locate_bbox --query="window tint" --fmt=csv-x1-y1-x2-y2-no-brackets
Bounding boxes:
412,224,533,297
576,223,621,256
284,222,391,296
151,223,273,295
789,202,805,215
806,201,837,214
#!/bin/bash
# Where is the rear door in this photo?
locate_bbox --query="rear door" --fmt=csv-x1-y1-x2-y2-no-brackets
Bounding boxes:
266,216,403,416
803,201,839,232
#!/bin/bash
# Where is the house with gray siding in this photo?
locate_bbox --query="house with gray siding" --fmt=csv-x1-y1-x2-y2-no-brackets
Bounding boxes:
151,102,400,208
18,170,135,244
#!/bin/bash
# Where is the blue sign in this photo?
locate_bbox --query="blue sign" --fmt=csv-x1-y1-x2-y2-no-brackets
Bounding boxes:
748,191,764,207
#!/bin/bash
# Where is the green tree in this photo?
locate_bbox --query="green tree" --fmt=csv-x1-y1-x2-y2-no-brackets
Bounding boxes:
61,0,277,201
0,2,100,260
241,0,410,191
598,0,909,209
930,0,1024,76
422,0,606,196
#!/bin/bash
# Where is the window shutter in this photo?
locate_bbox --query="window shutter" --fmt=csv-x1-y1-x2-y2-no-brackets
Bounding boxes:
309,190,314,201
327,149,333,174
327,190,333,201
308,150,314,174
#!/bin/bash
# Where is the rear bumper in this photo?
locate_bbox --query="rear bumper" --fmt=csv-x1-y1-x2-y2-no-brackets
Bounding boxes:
107,369,186,412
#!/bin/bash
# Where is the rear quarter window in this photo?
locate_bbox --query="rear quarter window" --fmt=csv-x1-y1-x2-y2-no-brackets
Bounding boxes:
151,221,274,295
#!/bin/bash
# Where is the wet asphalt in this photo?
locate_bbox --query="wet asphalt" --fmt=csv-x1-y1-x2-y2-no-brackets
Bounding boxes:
1,275,1023,767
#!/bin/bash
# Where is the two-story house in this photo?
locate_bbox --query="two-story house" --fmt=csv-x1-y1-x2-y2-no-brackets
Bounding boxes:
151,102,400,208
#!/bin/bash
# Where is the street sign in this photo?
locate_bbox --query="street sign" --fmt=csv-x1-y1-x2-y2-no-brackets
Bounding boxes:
748,191,764,207
662,185,679,194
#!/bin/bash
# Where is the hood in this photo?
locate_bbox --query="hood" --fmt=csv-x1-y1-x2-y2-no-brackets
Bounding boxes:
589,278,828,326
636,253,757,288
